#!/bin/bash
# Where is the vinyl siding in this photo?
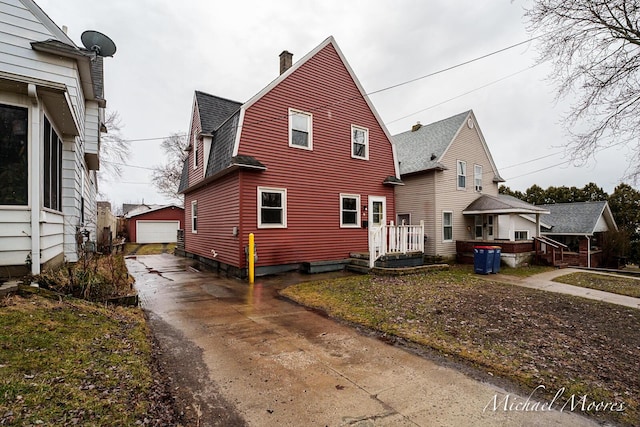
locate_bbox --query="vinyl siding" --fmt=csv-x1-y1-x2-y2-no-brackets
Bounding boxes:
187,99,204,186
235,42,396,267
184,173,242,268
0,0,96,270
394,172,437,255
435,119,499,256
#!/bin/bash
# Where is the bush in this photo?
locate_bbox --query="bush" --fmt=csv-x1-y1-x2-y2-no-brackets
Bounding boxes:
35,254,134,302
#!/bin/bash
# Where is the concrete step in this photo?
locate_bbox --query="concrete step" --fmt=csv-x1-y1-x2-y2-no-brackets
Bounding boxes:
346,263,370,274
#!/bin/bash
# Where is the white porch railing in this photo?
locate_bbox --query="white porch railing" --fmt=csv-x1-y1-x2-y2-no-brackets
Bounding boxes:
369,220,425,268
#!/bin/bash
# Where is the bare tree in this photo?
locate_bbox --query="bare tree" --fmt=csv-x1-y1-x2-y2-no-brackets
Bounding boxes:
525,1,640,180
99,110,130,181
152,133,188,201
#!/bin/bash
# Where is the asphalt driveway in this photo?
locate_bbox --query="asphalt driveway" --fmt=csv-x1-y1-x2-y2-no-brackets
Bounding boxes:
127,254,597,427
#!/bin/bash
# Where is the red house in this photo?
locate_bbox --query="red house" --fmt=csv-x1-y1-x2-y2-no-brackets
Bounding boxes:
178,37,402,277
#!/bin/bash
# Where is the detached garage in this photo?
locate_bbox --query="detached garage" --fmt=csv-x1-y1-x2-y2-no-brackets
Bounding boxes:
126,205,185,244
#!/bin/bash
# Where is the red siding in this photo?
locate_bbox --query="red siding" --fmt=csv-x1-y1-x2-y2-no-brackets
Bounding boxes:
128,206,185,243
187,99,204,187
184,173,242,267
236,42,396,267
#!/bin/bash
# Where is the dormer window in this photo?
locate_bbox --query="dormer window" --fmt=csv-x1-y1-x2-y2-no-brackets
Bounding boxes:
289,109,312,150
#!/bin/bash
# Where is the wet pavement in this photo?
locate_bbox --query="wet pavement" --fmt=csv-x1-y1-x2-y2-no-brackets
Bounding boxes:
128,254,598,427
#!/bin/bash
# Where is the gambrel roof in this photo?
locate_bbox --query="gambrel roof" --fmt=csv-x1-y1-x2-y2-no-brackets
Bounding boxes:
392,110,504,182
179,36,400,194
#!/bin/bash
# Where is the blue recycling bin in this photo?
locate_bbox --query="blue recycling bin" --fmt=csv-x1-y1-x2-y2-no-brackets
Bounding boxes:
474,246,495,274
491,246,501,274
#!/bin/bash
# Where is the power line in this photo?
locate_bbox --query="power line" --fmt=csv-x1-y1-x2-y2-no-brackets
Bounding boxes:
386,65,538,125
367,36,542,96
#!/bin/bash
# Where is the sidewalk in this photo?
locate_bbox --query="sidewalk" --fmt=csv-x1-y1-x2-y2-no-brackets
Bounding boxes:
496,268,640,310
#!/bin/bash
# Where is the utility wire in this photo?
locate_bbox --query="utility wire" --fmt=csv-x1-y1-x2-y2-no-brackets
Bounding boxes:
367,35,542,96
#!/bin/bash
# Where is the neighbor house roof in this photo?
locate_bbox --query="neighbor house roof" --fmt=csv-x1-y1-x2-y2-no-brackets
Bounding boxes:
537,201,618,235
125,204,184,219
463,194,550,215
392,110,505,182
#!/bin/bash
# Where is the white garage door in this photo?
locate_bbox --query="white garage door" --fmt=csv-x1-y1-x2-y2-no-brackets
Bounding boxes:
136,220,180,244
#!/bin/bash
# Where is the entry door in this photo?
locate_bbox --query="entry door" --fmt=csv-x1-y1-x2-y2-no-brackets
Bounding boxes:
369,196,386,228
487,215,495,239
368,196,387,260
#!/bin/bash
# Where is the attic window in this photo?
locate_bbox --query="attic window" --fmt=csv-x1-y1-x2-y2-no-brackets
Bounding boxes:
351,125,368,160
289,109,312,150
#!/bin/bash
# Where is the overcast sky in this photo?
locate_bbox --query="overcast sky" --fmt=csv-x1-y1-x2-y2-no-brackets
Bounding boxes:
38,0,633,210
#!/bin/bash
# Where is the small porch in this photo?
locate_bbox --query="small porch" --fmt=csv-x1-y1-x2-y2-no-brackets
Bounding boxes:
368,221,426,268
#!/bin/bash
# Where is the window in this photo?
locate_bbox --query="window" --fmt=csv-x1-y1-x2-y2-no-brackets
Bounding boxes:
487,215,494,237
443,211,453,242
193,136,198,169
457,160,466,189
191,200,198,233
515,230,529,241
43,116,62,211
0,104,28,205
397,213,411,225
340,194,360,227
474,165,482,192
351,125,368,160
289,109,312,149
258,187,287,228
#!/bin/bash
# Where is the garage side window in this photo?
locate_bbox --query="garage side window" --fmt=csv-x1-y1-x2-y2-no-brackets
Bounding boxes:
191,200,198,233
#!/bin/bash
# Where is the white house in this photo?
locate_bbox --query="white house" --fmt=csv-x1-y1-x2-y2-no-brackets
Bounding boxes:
0,0,110,277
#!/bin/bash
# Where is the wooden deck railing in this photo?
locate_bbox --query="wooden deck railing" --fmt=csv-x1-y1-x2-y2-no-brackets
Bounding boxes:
369,221,425,268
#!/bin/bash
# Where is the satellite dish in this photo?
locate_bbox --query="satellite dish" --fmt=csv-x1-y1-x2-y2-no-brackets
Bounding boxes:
81,30,116,57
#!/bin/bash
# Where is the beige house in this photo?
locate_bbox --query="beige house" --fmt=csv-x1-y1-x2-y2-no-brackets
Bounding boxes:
393,110,544,261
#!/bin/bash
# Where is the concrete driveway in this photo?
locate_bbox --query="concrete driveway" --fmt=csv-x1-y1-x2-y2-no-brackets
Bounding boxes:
128,254,597,427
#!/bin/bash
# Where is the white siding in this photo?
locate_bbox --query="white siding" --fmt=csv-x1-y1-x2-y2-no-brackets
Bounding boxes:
0,0,99,272
498,215,538,241
0,209,30,265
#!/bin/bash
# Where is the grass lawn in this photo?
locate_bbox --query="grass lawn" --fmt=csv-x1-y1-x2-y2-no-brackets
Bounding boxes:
281,269,639,426
553,272,640,298
0,289,161,426
124,243,176,255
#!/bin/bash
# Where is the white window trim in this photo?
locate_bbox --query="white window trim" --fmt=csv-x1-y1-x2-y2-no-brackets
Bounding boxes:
443,211,453,242
193,135,198,169
457,160,466,190
474,164,482,192
258,187,287,229
397,213,411,225
515,230,529,241
288,108,313,150
340,194,361,228
191,200,198,234
351,125,369,160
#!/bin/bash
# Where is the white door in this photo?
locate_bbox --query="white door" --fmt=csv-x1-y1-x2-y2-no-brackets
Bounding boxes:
369,196,386,228
136,220,180,243
368,196,387,263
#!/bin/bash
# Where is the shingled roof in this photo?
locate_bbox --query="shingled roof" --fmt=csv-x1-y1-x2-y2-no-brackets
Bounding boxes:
538,201,617,235
464,194,550,215
393,111,469,176
195,91,242,134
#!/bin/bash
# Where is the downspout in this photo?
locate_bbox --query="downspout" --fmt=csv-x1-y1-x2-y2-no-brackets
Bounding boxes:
28,84,41,275
586,235,591,268
535,213,540,237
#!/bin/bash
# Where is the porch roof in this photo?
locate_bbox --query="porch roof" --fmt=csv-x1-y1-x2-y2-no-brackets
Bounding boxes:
463,194,550,215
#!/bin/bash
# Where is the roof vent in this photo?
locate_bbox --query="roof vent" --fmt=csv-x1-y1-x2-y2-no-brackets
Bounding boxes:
411,121,422,132
430,153,437,161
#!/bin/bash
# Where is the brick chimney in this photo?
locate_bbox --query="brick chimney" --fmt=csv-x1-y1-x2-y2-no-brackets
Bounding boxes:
279,50,293,75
